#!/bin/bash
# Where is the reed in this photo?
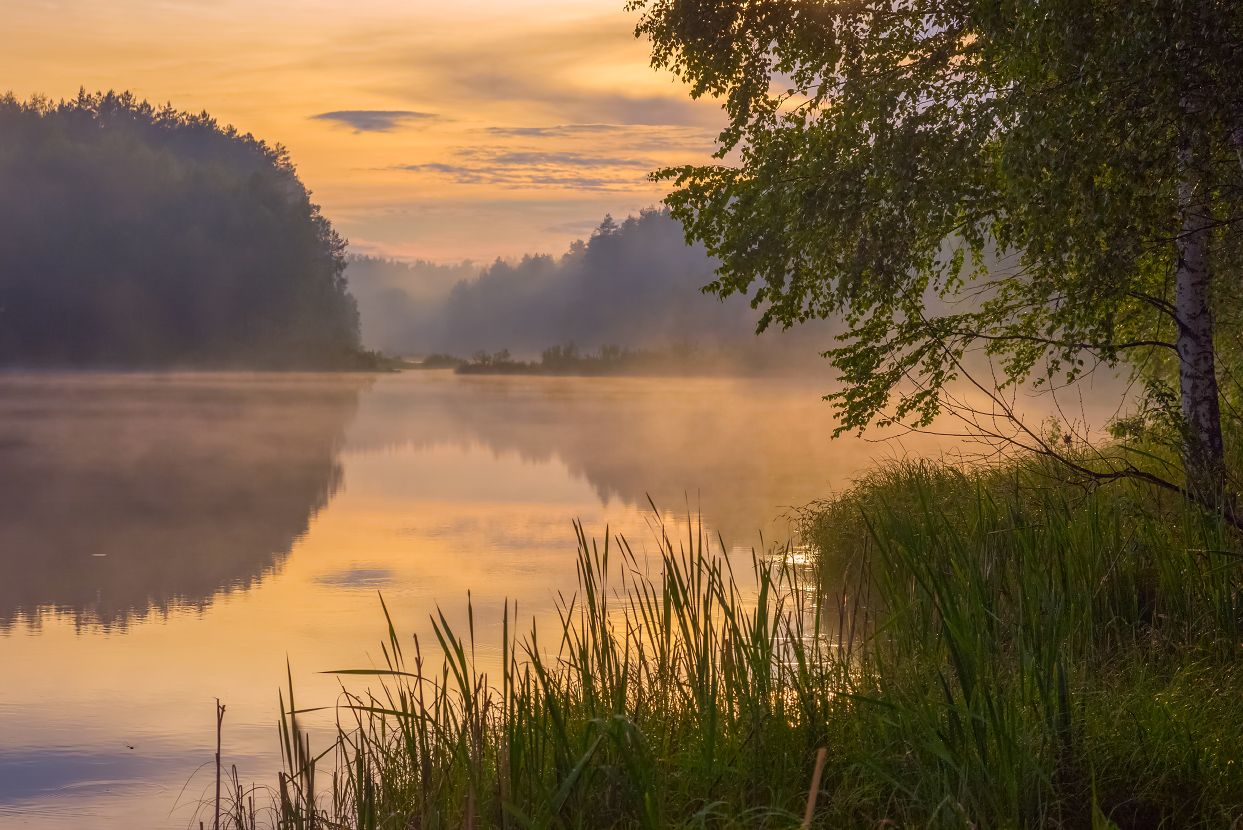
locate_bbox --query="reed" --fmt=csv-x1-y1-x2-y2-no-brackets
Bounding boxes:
253,457,1243,828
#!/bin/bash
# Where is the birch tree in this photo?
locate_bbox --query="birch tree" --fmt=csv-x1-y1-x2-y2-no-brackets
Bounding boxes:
630,0,1243,513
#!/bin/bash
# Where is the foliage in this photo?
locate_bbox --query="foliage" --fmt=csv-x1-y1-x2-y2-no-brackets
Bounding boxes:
0,90,367,367
445,210,714,355
345,256,479,356
628,0,1243,492
217,452,1243,829
414,353,466,370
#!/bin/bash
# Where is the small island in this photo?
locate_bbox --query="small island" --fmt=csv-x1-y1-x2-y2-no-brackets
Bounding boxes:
414,342,737,377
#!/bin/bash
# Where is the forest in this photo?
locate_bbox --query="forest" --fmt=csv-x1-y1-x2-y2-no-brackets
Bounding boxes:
0,91,370,368
347,208,830,366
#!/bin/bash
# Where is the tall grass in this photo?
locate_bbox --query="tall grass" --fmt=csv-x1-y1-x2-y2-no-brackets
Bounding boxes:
255,457,1243,829
808,459,1243,826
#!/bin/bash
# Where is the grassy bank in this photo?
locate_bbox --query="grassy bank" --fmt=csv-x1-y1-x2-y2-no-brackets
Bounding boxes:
238,456,1242,828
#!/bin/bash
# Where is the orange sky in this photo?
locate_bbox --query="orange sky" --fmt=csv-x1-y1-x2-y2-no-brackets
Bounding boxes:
2,0,722,262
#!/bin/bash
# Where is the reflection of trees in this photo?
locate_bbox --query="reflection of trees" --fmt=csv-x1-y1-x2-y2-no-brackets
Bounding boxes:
0,373,365,629
346,374,900,546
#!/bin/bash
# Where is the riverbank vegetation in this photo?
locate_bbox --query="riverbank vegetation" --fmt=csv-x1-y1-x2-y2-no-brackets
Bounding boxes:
407,341,820,377
633,1,1243,512
236,445,1241,829
443,342,731,376
346,211,780,360
346,210,831,371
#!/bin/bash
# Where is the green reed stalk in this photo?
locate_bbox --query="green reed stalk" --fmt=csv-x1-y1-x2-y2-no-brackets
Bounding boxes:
251,456,1243,829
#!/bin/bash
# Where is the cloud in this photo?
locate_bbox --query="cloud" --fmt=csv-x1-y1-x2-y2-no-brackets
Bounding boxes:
330,16,723,129
482,123,720,154
311,110,438,133
398,164,636,191
484,124,623,138
396,148,658,192
401,162,482,180
582,93,716,128
454,72,716,127
466,150,650,168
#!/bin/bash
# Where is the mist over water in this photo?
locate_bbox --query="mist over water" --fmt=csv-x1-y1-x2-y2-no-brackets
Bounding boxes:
0,368,950,828
0,368,1128,828
0,373,364,630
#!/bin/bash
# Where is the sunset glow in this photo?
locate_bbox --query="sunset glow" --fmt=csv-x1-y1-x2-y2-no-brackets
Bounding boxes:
3,0,720,261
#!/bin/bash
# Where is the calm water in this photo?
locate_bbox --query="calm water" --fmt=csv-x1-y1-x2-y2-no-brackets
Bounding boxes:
0,369,960,827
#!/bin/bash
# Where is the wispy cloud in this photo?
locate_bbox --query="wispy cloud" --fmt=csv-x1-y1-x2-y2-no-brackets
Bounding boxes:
397,164,638,191
9,0,728,259
397,147,657,192
335,16,723,129
482,123,719,153
484,124,622,138
463,149,650,168
311,110,438,133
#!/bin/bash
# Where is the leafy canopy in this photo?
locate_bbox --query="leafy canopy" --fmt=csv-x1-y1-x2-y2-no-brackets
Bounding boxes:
630,0,1243,435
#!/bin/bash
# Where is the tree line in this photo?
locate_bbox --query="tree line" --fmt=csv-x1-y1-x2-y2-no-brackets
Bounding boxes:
347,209,832,366
0,90,369,368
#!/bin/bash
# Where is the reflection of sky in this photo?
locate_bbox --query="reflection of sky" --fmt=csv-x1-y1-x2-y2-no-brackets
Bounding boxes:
0,439,667,828
0,369,1126,827
2,1,722,261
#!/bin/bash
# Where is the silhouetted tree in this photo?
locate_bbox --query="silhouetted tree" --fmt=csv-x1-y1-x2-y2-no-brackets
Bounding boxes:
0,90,365,367
344,210,831,365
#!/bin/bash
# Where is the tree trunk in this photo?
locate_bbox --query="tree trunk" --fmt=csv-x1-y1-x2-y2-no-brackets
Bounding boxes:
1175,134,1224,501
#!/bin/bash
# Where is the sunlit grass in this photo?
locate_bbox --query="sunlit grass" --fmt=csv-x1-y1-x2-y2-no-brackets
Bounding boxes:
235,456,1243,828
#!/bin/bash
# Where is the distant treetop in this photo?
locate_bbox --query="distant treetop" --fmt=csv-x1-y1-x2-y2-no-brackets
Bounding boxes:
0,90,367,367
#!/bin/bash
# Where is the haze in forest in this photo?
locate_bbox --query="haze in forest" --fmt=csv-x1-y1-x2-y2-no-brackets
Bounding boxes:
0,91,830,370
348,209,832,365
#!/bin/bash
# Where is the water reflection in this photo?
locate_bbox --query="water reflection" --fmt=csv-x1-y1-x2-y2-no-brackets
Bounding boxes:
344,372,914,545
0,373,365,629
0,369,950,829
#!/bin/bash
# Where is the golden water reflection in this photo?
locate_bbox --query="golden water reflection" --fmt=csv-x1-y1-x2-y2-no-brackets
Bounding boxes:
0,370,991,827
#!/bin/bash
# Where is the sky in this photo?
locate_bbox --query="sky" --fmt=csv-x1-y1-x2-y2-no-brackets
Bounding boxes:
2,0,723,262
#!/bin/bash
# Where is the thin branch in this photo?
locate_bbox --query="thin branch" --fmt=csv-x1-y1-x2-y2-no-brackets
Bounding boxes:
957,330,1177,354
901,307,1243,532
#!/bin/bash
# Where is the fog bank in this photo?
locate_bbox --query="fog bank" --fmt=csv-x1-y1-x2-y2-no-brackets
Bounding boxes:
348,210,831,364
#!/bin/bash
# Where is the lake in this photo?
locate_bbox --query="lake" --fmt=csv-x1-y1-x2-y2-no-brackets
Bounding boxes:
0,369,963,827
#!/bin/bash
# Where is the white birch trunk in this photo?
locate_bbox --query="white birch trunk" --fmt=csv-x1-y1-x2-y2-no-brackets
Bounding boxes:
1175,127,1224,498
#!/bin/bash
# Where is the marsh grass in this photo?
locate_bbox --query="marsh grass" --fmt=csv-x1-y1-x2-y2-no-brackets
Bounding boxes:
254,458,1243,829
